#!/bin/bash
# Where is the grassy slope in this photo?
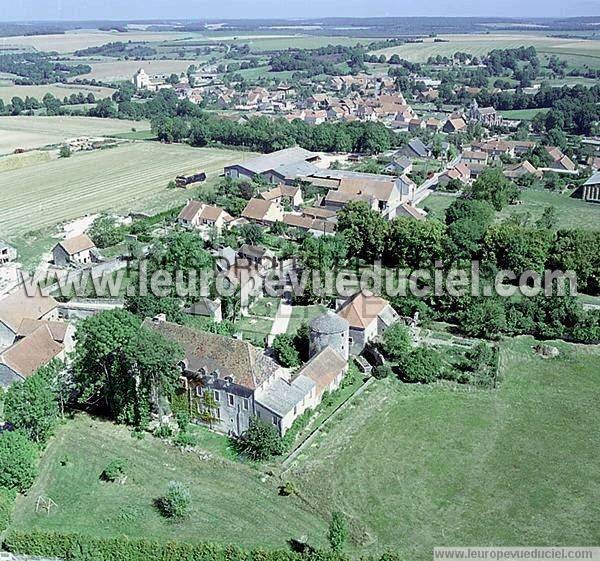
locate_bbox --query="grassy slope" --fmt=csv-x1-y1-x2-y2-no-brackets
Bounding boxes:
0,142,252,238
10,415,327,548
371,34,600,64
289,337,600,558
0,115,144,155
0,84,115,103
420,189,600,231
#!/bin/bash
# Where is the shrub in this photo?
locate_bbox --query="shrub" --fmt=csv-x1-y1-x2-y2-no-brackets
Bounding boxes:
397,347,445,384
0,430,38,492
278,481,297,496
4,371,59,444
272,334,300,368
175,411,190,432
234,417,283,461
155,481,192,519
100,459,127,483
380,323,412,360
173,431,198,448
0,487,16,533
153,424,173,439
372,364,393,380
327,511,348,553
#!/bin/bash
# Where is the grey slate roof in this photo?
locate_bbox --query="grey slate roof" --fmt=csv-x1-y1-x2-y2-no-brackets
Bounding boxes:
255,375,315,417
228,147,318,175
271,160,321,179
584,171,600,186
310,310,349,334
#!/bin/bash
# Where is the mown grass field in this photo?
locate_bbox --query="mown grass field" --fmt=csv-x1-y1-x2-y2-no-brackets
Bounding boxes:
420,189,600,230
10,414,327,549
0,83,114,103
371,34,600,65
0,141,251,238
3,30,199,53
289,337,600,558
498,188,600,230
0,115,144,154
499,108,549,121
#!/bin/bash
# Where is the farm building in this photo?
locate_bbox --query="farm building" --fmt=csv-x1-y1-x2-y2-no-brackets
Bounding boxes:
224,147,320,184
0,241,17,265
52,234,97,268
0,290,59,350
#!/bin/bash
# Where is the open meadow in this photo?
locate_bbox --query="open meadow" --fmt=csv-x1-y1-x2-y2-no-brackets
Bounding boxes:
10,414,327,549
371,34,600,67
0,115,145,154
288,337,600,558
420,189,600,231
0,30,200,53
0,141,251,238
0,83,115,103
9,337,600,554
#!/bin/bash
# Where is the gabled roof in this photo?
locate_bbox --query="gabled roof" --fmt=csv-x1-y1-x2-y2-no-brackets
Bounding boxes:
178,200,204,222
407,138,429,157
17,319,69,342
296,346,346,397
241,198,274,221
57,234,95,256
144,318,280,390
583,171,600,186
337,291,391,330
1,325,64,378
227,147,319,175
0,290,58,333
255,375,315,418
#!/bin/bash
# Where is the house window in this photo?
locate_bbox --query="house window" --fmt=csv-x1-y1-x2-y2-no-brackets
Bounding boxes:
272,415,278,426
228,394,234,407
195,386,202,397
243,398,249,411
213,390,220,402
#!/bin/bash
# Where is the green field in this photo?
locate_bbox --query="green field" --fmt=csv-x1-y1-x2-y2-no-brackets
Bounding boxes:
499,108,549,121
371,34,600,64
10,415,327,549
3,30,200,53
244,36,371,52
420,189,600,230
288,337,600,558
0,83,114,103
0,141,250,238
0,115,145,155
498,188,600,230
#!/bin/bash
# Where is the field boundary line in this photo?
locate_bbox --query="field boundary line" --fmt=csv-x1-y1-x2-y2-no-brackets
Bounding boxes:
280,376,375,472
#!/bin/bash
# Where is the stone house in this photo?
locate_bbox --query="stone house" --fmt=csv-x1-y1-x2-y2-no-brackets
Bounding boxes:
0,324,67,388
145,317,325,436
0,290,59,350
177,200,233,233
52,234,96,268
337,292,399,355
241,198,284,225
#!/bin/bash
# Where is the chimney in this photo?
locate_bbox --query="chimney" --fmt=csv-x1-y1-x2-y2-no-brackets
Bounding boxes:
153,313,167,323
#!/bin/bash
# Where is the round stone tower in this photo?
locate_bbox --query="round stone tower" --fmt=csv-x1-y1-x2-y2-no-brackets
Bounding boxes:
309,310,349,360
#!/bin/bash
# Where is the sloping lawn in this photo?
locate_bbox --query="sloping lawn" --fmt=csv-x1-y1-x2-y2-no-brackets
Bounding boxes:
10,415,327,549
289,337,600,558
